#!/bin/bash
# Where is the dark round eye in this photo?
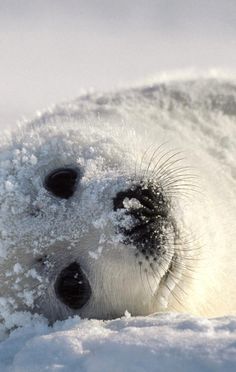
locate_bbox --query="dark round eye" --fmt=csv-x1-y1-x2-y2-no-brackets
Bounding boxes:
44,168,78,199
55,262,91,310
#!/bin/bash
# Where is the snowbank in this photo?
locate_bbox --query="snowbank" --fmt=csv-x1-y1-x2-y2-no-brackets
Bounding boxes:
0,313,236,371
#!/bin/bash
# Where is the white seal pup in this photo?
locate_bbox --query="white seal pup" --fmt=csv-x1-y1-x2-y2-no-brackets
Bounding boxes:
0,78,236,325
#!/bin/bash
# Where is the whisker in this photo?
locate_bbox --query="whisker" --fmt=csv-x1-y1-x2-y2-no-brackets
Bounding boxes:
143,142,169,180
150,151,183,180
138,144,156,178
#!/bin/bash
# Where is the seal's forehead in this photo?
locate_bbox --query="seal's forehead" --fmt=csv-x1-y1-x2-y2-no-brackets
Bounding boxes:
0,120,140,193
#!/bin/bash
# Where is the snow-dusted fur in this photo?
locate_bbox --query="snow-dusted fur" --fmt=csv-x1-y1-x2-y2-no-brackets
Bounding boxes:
0,78,236,326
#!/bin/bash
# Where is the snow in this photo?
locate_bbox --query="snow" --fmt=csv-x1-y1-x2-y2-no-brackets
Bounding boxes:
1,313,236,372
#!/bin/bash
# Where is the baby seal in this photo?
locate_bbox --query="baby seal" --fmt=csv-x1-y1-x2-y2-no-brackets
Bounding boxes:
1,78,236,325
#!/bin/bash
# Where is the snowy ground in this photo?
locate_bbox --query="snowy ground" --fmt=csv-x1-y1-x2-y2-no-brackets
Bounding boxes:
1,313,236,372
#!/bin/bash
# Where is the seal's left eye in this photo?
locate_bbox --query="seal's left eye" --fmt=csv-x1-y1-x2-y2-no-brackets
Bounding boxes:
55,262,91,310
44,168,78,199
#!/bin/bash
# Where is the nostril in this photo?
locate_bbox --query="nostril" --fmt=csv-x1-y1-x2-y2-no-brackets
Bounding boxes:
113,185,168,219
44,168,79,199
55,262,91,310
113,188,141,211
113,186,156,212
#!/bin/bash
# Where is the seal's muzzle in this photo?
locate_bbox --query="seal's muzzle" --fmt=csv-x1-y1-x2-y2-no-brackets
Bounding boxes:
113,184,174,257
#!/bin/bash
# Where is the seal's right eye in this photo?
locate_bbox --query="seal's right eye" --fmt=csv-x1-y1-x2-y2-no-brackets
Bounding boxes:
44,168,78,199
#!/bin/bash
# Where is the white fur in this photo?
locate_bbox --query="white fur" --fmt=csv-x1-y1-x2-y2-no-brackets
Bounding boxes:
1,78,236,325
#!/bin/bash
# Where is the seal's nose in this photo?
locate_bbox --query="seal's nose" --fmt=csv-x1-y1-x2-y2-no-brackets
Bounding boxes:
113,184,171,254
54,262,91,309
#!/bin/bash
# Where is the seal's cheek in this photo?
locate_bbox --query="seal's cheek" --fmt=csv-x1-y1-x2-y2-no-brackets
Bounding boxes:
54,261,91,310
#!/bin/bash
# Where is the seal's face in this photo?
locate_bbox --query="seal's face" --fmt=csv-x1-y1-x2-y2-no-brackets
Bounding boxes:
0,122,184,323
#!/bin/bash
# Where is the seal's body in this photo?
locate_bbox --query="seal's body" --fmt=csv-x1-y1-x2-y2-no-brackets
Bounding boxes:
1,78,236,324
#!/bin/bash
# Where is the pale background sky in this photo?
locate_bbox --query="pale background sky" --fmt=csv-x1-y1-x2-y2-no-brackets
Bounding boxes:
0,0,235,129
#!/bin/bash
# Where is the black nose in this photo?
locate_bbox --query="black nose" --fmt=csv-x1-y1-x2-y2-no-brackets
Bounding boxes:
55,262,91,310
44,168,79,199
113,184,171,253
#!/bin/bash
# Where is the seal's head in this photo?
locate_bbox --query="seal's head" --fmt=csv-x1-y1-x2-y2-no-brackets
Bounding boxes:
0,118,193,323
2,80,236,326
